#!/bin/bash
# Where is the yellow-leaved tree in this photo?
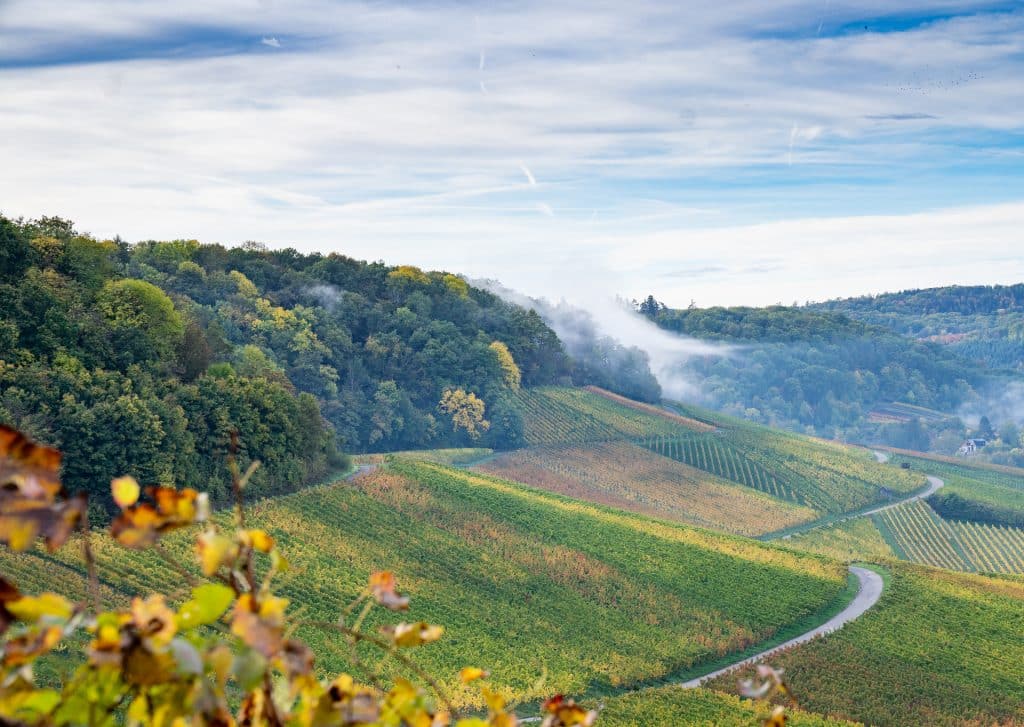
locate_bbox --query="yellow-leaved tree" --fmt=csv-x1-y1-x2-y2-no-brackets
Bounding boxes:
488,342,521,391
438,389,490,440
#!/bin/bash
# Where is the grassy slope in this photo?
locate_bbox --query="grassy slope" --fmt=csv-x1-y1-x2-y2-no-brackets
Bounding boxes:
706,563,1024,726
889,452,1024,518
783,518,896,563
512,387,922,522
599,688,859,726
661,399,924,514
475,441,817,536
0,459,846,709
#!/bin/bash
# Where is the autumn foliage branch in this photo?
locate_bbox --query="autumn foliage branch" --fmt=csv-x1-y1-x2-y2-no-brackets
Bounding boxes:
0,425,599,727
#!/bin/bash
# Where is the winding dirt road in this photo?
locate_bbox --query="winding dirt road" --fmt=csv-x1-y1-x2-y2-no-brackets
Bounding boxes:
857,475,943,518
679,565,884,688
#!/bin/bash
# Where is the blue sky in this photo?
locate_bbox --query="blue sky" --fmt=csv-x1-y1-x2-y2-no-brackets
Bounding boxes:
1,0,1022,306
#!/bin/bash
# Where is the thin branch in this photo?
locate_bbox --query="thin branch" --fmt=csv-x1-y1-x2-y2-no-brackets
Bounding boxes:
79,509,101,614
299,620,456,718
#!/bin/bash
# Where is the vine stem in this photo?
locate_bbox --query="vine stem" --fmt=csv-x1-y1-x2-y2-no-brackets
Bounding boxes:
298,619,456,718
79,509,101,614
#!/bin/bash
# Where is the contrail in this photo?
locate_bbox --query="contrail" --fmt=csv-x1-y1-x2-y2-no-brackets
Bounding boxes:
479,50,486,70
519,163,537,186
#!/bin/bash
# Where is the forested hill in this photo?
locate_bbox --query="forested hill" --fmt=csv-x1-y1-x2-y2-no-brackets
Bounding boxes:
0,215,572,515
811,283,1024,316
644,301,984,447
806,284,1024,373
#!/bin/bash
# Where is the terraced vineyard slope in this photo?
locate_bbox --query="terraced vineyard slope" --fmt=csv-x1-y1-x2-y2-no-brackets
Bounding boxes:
707,564,1024,726
875,499,1024,574
784,517,896,563
513,388,924,519
476,441,817,536
513,387,705,445
886,450,1024,528
599,687,857,726
0,459,847,709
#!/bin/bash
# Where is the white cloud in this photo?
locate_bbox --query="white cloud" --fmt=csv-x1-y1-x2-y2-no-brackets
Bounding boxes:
0,1,1021,307
260,36,281,48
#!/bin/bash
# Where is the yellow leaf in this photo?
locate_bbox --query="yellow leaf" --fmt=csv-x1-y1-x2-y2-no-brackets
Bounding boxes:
111,476,140,508
459,667,489,684
196,530,236,576
7,593,72,623
387,622,444,648
245,529,275,553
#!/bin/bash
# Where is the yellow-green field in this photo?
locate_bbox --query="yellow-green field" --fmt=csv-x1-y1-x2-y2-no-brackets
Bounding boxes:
0,459,846,709
707,563,1024,726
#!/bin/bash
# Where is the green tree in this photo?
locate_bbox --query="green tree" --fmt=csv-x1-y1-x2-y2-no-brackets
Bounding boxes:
96,278,185,364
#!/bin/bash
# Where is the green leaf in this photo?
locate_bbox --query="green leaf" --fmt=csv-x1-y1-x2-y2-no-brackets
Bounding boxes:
232,648,267,691
176,583,234,630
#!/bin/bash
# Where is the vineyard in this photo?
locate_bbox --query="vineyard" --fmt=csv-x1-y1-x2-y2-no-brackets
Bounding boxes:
875,500,972,571
475,441,817,536
582,386,715,432
888,452,1024,524
640,435,796,502
875,499,1024,574
513,387,698,445
706,563,1024,726
599,686,856,726
639,428,923,516
784,517,896,563
513,388,924,518
0,459,847,708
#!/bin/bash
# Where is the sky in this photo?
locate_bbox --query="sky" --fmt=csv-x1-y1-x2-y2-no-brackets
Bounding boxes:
1,0,1023,307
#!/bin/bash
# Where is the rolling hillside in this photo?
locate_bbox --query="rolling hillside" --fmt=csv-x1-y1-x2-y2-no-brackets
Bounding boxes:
0,458,847,710
707,564,1024,726
496,388,925,534
476,441,817,536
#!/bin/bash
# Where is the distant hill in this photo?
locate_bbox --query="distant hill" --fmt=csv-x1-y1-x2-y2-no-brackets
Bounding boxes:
643,301,986,448
808,283,1024,373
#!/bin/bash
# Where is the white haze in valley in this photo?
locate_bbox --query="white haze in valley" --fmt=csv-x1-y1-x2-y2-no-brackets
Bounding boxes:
476,278,733,400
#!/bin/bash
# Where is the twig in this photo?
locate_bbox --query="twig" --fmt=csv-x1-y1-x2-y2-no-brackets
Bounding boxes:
79,509,101,614
299,620,456,718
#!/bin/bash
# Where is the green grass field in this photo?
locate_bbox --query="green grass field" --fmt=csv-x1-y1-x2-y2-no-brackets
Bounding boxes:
0,458,846,710
706,563,1024,726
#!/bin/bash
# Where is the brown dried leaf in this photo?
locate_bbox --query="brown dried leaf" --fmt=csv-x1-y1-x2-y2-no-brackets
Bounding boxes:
0,426,62,502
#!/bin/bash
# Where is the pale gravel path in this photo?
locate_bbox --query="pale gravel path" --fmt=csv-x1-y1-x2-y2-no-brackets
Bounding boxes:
679,566,884,689
857,475,943,518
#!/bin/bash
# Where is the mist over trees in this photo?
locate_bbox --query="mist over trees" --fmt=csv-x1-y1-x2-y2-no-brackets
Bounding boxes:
643,299,990,448
474,281,663,403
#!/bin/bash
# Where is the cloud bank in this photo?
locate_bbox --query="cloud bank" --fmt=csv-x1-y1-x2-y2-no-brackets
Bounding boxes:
1,1,1022,306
